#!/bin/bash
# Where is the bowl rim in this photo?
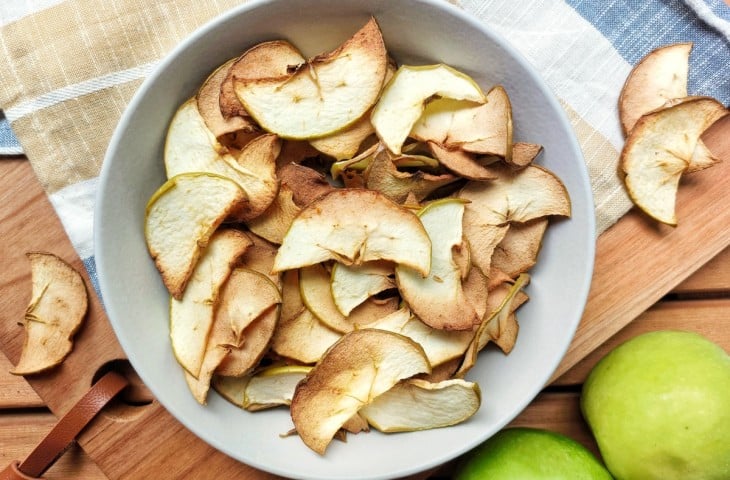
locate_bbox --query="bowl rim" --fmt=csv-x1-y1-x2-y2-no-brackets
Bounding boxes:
95,0,596,478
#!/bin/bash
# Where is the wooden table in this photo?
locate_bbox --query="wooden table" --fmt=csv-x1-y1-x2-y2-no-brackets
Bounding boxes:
1,114,729,477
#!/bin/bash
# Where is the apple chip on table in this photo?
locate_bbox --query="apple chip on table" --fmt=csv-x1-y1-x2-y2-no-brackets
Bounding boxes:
618,42,729,226
142,16,571,454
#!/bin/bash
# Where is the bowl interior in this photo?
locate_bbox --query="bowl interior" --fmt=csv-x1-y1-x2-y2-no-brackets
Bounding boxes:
95,1,595,478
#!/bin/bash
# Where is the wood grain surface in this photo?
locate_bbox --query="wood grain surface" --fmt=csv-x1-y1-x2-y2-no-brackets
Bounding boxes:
0,115,728,479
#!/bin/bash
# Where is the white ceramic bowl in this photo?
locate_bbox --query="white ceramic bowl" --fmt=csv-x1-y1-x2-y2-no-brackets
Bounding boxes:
95,1,595,478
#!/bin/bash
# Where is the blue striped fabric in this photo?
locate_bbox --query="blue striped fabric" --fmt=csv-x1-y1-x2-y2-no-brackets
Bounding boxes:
0,111,22,155
707,0,730,19
566,0,730,102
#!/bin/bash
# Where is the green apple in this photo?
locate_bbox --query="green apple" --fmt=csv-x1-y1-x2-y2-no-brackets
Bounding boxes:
454,427,613,479
581,330,730,480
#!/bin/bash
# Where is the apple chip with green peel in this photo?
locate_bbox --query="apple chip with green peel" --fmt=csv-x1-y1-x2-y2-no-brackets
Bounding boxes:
145,173,247,299
219,39,305,120
619,42,692,135
234,17,387,139
273,189,432,275
330,261,396,316
396,199,479,330
164,99,280,222
169,229,252,378
11,253,88,376
211,374,249,406
620,96,727,225
372,64,486,154
290,329,431,454
243,365,312,411
360,378,481,433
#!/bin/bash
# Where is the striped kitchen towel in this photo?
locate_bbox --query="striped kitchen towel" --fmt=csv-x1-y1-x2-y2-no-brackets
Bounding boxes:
1,0,729,291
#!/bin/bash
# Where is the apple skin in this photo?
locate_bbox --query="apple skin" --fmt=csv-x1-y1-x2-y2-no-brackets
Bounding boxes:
581,330,730,480
454,427,613,479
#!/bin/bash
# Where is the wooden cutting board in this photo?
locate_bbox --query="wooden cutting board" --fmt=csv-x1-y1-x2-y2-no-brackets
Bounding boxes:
0,115,728,479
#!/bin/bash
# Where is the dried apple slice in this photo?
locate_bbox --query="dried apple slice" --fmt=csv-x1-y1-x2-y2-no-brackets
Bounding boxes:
456,274,529,377
458,164,570,273
243,365,312,411
197,59,258,140
620,96,727,225
367,308,473,367
396,199,479,330
219,40,306,120
619,43,692,135
290,329,431,454
371,64,486,154
239,234,280,286
491,219,548,278
330,261,395,316
277,162,336,207
234,18,387,139
216,305,280,377
411,86,512,158
427,141,497,181
164,99,280,221
509,142,543,169
273,189,432,275
309,114,376,160
365,149,459,203
246,184,301,245
169,229,252,378
11,253,88,375
212,374,249,406
359,378,480,432
145,173,247,299
271,271,342,363
215,267,281,342
299,263,398,333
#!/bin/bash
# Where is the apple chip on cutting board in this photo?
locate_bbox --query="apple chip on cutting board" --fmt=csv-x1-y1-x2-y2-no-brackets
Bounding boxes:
143,16,572,454
11,252,88,375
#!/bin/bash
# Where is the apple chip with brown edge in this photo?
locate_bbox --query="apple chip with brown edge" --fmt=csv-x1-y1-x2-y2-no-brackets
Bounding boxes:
234,17,387,139
246,184,301,245
220,39,305,120
365,148,460,203
458,164,571,275
170,229,252,379
277,162,336,207
299,263,398,333
196,58,258,140
491,218,549,279
620,96,727,226
11,253,88,375
619,42,692,136
271,270,342,364
290,329,430,454
427,141,497,181
273,189,432,275
396,199,479,330
145,172,247,299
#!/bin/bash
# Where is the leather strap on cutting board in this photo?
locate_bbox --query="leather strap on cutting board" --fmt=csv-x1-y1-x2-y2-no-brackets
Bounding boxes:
0,371,129,480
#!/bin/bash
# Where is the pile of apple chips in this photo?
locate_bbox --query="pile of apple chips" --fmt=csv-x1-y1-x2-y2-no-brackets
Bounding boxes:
144,17,571,454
